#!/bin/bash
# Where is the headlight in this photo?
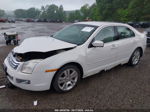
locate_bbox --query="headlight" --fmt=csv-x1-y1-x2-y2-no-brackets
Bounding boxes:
21,60,42,74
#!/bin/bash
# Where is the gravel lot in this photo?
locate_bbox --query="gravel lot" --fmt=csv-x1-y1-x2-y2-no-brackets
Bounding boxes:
0,22,150,110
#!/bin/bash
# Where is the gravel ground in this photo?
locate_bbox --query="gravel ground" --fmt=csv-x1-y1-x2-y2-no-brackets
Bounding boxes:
0,22,150,111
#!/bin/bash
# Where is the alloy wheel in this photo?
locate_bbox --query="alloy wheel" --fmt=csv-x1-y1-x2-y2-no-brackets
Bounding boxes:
58,68,78,91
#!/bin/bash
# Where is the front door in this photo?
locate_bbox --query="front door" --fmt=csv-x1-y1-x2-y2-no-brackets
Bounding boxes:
85,26,118,76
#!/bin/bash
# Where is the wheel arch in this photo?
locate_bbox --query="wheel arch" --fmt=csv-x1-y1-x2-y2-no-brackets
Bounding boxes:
136,47,143,57
50,62,84,89
57,62,84,79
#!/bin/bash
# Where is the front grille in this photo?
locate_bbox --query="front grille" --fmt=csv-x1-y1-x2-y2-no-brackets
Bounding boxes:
8,55,19,69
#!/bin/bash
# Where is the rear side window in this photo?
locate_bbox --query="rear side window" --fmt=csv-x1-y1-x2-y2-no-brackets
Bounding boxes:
116,26,135,39
94,26,115,43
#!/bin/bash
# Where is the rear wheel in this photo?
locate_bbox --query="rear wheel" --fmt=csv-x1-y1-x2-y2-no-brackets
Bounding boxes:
52,65,81,93
128,48,141,66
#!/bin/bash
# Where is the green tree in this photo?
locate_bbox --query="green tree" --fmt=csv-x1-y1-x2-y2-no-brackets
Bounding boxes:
45,4,59,20
117,9,129,22
40,6,47,19
96,0,130,21
142,0,150,20
40,4,66,22
14,9,27,18
58,5,66,22
26,8,40,18
74,10,82,21
128,0,150,21
68,12,76,22
80,4,90,20
89,4,100,21
0,9,5,17
13,0,150,22
96,0,115,21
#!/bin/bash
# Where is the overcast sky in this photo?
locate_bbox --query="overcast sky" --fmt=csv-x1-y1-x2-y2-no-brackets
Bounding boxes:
0,0,96,11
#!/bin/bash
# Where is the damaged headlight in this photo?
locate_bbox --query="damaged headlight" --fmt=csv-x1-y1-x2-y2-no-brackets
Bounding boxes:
21,60,42,74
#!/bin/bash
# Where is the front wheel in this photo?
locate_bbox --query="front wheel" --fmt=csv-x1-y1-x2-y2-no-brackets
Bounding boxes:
128,48,141,66
52,65,81,93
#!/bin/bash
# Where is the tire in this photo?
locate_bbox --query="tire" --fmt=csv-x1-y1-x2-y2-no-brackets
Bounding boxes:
128,48,141,66
16,40,19,45
6,41,8,45
6,81,16,89
8,40,11,45
13,40,18,45
13,40,16,45
52,65,81,93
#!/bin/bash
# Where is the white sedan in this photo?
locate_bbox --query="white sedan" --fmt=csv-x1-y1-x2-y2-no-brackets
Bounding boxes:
3,22,146,92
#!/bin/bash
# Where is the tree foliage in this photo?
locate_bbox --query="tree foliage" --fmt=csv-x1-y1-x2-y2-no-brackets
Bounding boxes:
96,0,131,21
67,0,149,22
14,8,40,18
14,5,65,22
0,9,5,17
26,8,40,18
128,0,150,21
13,0,150,22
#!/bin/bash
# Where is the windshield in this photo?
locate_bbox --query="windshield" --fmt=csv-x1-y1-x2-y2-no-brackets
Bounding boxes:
53,24,98,45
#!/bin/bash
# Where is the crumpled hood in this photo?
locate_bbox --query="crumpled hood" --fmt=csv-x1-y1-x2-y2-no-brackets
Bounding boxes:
14,36,77,53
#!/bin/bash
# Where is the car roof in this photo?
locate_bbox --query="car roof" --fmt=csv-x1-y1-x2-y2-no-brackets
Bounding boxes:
75,21,126,27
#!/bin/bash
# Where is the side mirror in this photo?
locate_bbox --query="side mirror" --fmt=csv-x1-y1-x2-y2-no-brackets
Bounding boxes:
92,40,104,47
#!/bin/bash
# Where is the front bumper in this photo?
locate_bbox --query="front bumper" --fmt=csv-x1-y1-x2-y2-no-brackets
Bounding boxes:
3,58,55,91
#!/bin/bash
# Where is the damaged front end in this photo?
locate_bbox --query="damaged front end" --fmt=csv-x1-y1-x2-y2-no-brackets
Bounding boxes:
12,47,74,62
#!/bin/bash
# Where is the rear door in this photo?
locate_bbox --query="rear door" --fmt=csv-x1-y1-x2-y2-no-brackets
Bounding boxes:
115,26,136,62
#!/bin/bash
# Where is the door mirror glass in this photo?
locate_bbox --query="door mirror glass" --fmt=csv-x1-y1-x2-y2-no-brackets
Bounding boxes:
92,40,104,47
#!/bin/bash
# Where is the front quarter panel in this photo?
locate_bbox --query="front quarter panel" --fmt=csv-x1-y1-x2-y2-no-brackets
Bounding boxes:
33,46,86,88
42,46,85,70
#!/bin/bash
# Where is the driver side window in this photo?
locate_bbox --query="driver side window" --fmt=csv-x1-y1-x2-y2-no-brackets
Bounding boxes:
94,26,115,43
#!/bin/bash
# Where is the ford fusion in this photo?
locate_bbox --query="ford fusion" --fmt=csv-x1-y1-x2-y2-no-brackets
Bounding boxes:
3,22,146,92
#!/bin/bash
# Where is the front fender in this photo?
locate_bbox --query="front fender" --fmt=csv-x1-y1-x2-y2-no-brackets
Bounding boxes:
35,46,86,75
